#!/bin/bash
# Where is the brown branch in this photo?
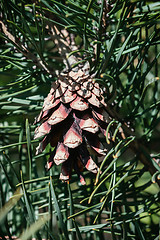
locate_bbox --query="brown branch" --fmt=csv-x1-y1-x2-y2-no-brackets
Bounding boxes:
107,105,160,186
46,24,78,70
0,20,55,75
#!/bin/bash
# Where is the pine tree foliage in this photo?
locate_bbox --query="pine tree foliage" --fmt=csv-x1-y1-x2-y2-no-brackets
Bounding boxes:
0,0,160,239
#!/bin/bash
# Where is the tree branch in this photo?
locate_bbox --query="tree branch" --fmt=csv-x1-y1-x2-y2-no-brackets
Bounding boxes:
0,20,55,75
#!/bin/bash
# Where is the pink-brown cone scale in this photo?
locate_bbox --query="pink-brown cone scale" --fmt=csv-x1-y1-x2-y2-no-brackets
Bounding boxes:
34,69,111,184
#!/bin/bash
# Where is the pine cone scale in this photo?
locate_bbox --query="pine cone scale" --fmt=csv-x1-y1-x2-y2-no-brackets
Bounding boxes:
43,99,60,112
77,114,99,133
77,144,99,173
54,142,69,165
63,121,83,148
34,122,51,139
60,89,77,103
47,103,71,125
70,96,89,111
88,94,102,107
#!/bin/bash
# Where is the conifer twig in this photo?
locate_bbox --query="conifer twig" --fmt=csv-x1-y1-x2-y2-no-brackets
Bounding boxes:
0,20,54,75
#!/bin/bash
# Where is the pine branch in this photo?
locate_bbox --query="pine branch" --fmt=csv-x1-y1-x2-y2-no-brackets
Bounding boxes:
107,105,160,186
0,20,54,75
46,24,78,70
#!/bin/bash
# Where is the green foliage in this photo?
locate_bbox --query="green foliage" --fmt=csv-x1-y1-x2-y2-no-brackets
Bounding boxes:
0,0,160,239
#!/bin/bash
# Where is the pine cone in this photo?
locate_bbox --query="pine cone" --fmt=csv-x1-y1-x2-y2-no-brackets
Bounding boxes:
34,69,111,184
